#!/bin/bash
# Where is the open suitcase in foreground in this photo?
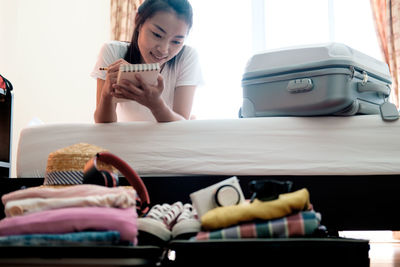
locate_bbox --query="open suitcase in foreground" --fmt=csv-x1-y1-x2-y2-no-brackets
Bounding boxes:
0,239,369,267
240,43,399,120
0,177,371,267
0,238,369,267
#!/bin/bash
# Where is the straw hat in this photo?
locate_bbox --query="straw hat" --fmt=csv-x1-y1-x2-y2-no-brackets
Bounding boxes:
44,143,114,185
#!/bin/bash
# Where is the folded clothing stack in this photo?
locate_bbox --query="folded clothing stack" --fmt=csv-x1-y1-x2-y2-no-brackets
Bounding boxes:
192,188,322,240
0,184,138,246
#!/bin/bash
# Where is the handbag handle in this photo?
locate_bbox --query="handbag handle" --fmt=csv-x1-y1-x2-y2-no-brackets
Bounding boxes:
0,74,13,94
84,152,150,214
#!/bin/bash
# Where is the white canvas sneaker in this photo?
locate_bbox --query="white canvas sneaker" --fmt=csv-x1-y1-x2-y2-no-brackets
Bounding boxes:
137,202,184,244
172,203,201,239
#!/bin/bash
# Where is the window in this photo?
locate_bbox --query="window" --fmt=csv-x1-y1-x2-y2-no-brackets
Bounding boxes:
187,0,382,119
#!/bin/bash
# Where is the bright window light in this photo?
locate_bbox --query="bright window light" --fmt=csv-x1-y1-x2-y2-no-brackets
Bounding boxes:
187,0,253,119
188,0,383,119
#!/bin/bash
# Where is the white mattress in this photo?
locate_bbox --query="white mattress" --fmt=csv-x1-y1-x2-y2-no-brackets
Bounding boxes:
16,115,400,178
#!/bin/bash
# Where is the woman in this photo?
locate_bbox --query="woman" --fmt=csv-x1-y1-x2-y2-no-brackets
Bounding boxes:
91,0,202,123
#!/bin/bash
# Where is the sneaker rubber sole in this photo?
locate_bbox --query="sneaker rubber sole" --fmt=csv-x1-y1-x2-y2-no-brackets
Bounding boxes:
172,219,201,239
138,217,172,242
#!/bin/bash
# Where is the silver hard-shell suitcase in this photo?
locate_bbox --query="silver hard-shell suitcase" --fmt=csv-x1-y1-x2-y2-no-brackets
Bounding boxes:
240,43,398,120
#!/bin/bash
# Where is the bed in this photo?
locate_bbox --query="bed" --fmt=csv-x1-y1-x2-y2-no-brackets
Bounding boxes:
7,114,400,232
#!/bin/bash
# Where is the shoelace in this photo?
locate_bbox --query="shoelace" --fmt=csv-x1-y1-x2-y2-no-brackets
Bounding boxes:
164,202,183,229
146,203,171,222
145,202,185,229
176,203,198,223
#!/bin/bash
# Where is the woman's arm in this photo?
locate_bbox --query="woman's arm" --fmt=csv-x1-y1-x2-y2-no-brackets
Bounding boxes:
152,85,196,122
113,73,197,122
94,78,117,123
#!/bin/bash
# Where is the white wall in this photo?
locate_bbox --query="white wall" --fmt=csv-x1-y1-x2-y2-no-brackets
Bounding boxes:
0,0,110,177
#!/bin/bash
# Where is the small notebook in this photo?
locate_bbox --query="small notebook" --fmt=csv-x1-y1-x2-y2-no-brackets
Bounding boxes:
115,63,160,102
116,63,160,86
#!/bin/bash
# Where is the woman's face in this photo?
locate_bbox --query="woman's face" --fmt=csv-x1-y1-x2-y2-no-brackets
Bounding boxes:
138,11,189,66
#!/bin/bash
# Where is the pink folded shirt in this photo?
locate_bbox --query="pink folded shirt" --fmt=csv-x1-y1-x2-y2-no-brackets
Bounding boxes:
2,184,136,205
0,207,138,244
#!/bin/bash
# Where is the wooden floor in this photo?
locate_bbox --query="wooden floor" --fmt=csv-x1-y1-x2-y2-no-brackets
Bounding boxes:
341,231,400,267
370,242,400,267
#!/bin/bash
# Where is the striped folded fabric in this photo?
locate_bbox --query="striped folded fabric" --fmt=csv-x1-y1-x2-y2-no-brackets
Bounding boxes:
0,231,122,246
193,211,320,241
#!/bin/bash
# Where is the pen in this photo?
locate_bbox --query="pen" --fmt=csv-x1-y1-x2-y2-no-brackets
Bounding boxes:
99,67,108,71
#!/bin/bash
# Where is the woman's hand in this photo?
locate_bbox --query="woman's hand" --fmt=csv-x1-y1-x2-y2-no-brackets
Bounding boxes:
101,59,130,100
94,59,129,123
112,74,165,112
97,60,195,122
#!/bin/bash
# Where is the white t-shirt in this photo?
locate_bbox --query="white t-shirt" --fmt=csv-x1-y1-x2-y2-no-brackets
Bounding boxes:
91,41,203,122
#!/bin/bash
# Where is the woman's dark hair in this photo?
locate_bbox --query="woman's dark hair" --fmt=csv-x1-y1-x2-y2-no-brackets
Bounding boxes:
124,0,193,65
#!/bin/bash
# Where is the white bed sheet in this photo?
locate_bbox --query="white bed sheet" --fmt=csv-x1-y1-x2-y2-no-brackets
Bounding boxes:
16,115,400,178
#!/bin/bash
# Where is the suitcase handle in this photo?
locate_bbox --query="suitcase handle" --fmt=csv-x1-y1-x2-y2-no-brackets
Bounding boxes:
357,82,390,96
357,71,390,96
